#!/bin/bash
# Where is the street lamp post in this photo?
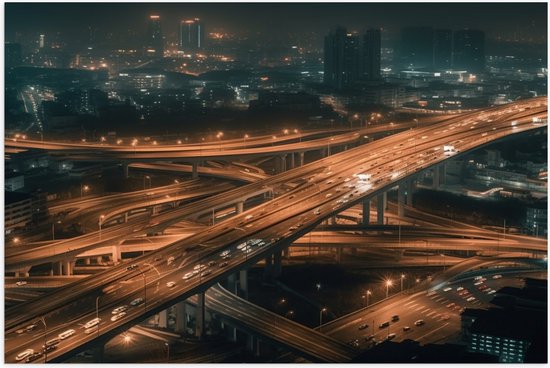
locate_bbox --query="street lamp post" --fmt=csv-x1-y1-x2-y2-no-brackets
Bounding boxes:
164,342,170,362
40,316,47,362
141,272,147,311
319,307,327,332
441,254,446,271
217,131,224,150
366,290,371,307
99,215,105,240
95,296,100,338
81,184,89,198
143,175,151,190
385,280,393,298
400,274,405,292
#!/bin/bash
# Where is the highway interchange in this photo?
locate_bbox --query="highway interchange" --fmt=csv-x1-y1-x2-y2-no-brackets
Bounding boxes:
4,97,548,362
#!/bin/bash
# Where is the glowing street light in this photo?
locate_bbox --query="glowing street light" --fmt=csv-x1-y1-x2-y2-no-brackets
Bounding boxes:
99,215,105,240
81,184,89,198
385,279,393,298
400,274,405,292
319,307,327,331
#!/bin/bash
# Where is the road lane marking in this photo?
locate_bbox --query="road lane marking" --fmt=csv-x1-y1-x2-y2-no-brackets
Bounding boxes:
404,301,415,306
407,303,418,309
432,314,440,319
421,308,431,313
414,306,424,311
427,311,436,317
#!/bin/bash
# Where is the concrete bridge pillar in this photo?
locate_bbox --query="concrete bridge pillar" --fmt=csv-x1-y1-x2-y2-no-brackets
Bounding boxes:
432,167,440,189
336,247,343,263
158,309,168,328
377,193,385,225
264,254,273,278
112,245,121,264
280,154,287,172
227,273,237,294
175,301,187,334
124,212,129,223
439,164,446,185
239,269,248,300
273,250,282,277
298,152,305,167
192,162,199,179
406,179,415,206
123,164,129,178
96,256,103,265
84,258,91,265
289,152,295,170
195,292,206,340
62,260,74,276
398,184,405,218
362,199,370,225
236,201,244,214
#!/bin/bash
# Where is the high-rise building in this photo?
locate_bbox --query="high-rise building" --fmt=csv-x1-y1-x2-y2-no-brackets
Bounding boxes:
39,34,45,49
453,29,485,73
146,15,164,58
179,18,204,52
399,26,434,70
324,27,360,89
5,42,22,67
433,29,453,70
363,28,381,80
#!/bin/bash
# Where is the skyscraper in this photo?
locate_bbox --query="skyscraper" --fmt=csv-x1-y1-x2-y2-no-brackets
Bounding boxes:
146,15,164,58
5,42,22,67
453,29,485,73
324,27,360,89
399,26,434,70
363,28,381,80
433,29,453,70
180,18,204,52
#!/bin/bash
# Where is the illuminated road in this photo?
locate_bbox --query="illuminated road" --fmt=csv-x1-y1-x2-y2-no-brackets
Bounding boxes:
4,98,547,362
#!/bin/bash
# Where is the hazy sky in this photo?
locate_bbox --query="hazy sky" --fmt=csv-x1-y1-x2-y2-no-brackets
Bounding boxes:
5,2,547,43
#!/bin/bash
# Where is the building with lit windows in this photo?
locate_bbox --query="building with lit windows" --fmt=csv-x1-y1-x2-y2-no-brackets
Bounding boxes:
146,15,164,58
453,29,485,73
5,192,33,235
179,18,204,52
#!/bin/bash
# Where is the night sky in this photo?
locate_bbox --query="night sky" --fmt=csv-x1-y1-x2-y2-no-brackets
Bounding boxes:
5,2,548,43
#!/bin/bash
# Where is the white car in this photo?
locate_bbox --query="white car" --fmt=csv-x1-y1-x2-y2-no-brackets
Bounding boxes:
183,272,194,280
492,274,502,279
443,287,452,292
487,290,497,295
166,281,176,288
16,281,27,286
466,296,476,302
220,250,231,258
456,287,464,291
112,305,128,314
58,329,76,339
16,349,34,361
83,318,101,329
236,242,247,250
110,312,126,322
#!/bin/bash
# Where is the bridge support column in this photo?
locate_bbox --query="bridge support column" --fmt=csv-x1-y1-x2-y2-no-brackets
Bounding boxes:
336,247,343,263
406,179,415,206
158,309,168,328
239,269,248,300
321,148,327,157
264,255,273,278
192,162,199,179
432,167,440,189
84,257,91,265
123,164,129,178
96,256,103,265
236,201,244,214
273,250,282,277
280,154,287,172
227,273,237,294
175,301,187,334
298,152,305,166
398,184,405,218
439,164,446,185
224,321,237,342
377,193,385,225
288,153,295,170
112,245,121,263
62,260,74,276
195,292,206,340
124,212,129,223
362,199,370,225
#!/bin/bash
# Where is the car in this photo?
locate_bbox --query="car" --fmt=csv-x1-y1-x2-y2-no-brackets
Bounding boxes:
83,318,101,329
403,326,411,331
200,270,211,277
16,349,34,361
58,329,76,339
358,323,369,330
43,338,60,348
474,281,484,286
492,274,502,279
219,261,229,268
16,281,28,286
183,272,195,280
478,284,489,291
220,250,231,258
112,305,128,314
414,320,425,326
443,287,452,292
84,327,98,334
456,287,464,291
25,351,43,363
441,314,450,321
379,321,390,329
153,257,162,262
347,339,360,348
487,290,497,295
111,312,127,321
130,298,144,306
208,260,217,267
244,214,254,221
365,335,375,341
426,290,437,297
167,256,175,265
126,264,138,271
474,276,483,280
166,281,176,288
386,333,397,341
466,296,476,302
391,315,399,322
43,344,58,353
288,226,298,231
236,242,247,250
193,264,207,271
314,209,321,215
26,323,38,332
446,302,456,308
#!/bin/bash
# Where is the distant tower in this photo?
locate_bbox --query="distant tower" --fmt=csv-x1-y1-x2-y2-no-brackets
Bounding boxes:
324,26,360,89
433,29,453,70
363,28,381,80
179,18,204,52
39,34,45,49
453,29,485,73
146,15,164,58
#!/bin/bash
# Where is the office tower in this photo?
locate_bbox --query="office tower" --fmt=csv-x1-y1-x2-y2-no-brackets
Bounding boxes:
433,29,452,70
39,34,45,49
179,18,204,51
5,42,22,67
363,28,381,80
400,26,434,69
146,15,164,58
453,29,485,73
324,27,360,89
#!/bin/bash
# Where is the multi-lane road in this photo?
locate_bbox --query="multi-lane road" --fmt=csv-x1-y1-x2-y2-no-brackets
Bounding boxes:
5,98,547,362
